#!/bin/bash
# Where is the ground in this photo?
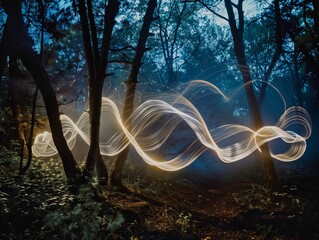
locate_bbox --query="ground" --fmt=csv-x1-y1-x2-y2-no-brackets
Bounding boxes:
0,151,319,239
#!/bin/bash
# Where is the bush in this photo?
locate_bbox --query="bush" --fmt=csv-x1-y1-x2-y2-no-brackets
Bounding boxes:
45,186,103,240
0,145,19,169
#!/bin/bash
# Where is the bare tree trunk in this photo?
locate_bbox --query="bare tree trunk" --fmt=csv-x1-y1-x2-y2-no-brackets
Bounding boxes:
8,56,27,151
20,87,38,175
22,0,46,176
168,68,178,87
224,0,277,186
20,0,44,175
109,0,157,189
2,0,81,184
78,0,120,185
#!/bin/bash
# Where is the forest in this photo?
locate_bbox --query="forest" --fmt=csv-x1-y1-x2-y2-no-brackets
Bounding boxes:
0,0,318,239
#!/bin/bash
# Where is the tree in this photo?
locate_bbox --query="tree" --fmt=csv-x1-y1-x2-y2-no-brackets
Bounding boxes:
225,0,278,186
21,0,45,176
283,50,307,107
77,0,120,185
256,0,283,105
196,0,279,186
157,0,200,86
0,0,81,184
282,0,319,111
108,0,158,189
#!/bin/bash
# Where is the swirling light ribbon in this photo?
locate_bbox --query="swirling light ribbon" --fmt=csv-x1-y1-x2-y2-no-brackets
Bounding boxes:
32,80,312,171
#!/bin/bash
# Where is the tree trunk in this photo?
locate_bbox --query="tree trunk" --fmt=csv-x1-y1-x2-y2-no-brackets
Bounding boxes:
78,0,120,185
20,87,38,175
86,76,108,184
1,0,81,184
168,68,178,87
109,0,157,189
224,0,277,186
8,56,27,152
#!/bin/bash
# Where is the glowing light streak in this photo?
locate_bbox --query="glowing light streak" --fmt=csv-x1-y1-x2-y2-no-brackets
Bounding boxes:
32,81,312,171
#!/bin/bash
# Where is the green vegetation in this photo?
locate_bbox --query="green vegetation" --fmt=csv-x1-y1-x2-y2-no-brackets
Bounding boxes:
0,0,318,238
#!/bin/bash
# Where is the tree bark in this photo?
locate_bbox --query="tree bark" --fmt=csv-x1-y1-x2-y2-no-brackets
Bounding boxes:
78,0,120,185
109,0,157,189
1,0,81,183
168,68,178,87
8,55,27,156
21,0,44,175
20,87,38,175
224,0,277,186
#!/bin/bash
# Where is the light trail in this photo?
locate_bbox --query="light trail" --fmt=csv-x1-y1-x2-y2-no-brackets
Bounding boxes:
32,80,312,171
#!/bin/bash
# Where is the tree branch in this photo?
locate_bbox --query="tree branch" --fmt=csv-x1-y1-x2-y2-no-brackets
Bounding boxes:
110,46,136,51
78,0,95,77
197,0,229,22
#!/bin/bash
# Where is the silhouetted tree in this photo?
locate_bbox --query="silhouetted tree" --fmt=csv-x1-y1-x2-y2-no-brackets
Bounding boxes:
0,0,81,184
224,0,277,186
77,0,120,185
195,0,279,186
282,0,319,110
109,0,158,189
257,0,283,104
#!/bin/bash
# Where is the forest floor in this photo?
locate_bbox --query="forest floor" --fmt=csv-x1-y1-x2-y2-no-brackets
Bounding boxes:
1,150,319,239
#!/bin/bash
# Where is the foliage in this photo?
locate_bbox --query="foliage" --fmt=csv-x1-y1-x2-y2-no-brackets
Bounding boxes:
0,155,319,239
233,183,307,215
0,109,7,136
233,184,272,209
176,212,192,233
106,212,125,232
0,0,318,239
0,105,16,145
0,190,9,215
45,185,125,240
0,145,19,169
0,154,69,238
45,185,103,240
